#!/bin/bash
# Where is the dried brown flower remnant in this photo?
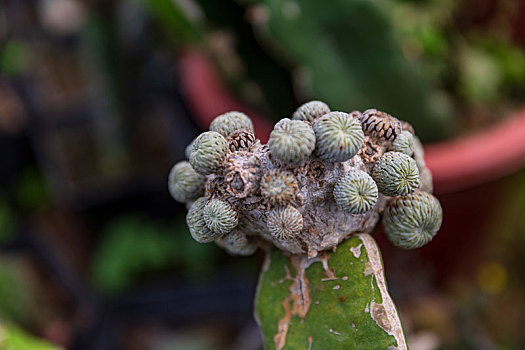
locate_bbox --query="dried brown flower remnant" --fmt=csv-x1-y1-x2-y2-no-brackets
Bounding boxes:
358,109,402,141
227,129,256,152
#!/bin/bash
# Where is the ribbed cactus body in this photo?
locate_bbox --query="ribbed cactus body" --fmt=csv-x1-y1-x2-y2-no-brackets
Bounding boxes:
260,169,298,206
168,161,206,203
268,119,316,164
203,199,239,235
383,191,442,249
373,152,419,197
266,206,303,240
334,170,378,214
292,100,330,123
217,229,258,256
186,197,218,243
190,131,229,175
313,112,364,162
392,130,414,156
209,111,254,137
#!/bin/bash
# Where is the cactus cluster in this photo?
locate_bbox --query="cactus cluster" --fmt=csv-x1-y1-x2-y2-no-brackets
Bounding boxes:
168,103,442,256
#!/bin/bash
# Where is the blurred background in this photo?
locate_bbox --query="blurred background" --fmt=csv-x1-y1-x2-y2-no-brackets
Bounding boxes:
1,0,525,349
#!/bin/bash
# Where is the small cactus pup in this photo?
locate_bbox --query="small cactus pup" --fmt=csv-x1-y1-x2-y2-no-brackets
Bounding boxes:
167,102,442,350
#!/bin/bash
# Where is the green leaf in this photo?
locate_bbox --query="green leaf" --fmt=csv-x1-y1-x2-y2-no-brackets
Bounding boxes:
255,234,407,349
0,322,60,350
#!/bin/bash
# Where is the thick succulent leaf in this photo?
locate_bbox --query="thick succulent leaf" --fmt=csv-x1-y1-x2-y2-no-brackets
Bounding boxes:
255,233,407,350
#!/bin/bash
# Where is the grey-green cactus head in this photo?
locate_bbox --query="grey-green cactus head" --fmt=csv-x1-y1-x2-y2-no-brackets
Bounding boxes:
209,111,254,137
334,170,378,214
313,112,364,162
169,103,441,256
190,131,229,175
268,118,316,165
292,100,330,123
373,151,419,197
383,191,442,249
203,198,239,235
168,161,206,203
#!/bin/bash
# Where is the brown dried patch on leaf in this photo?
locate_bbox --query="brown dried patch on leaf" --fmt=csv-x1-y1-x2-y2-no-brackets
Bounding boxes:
274,254,313,350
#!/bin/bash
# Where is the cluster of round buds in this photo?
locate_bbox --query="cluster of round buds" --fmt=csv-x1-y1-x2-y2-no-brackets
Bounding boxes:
169,101,442,256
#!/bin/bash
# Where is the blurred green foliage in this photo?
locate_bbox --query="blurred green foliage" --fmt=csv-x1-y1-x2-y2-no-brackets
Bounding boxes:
0,198,14,244
0,40,31,76
142,0,525,142
0,322,59,350
91,215,219,294
0,261,33,324
14,168,49,214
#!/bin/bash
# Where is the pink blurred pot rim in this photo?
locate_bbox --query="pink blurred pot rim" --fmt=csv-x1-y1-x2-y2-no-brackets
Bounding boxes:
178,49,525,195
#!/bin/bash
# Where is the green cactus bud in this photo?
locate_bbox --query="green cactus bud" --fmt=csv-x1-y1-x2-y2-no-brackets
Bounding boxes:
209,111,254,137
185,138,196,159
391,130,414,156
373,152,419,197
268,119,316,164
358,109,402,141
189,131,229,175
260,169,298,206
292,100,331,123
203,198,239,235
383,191,442,249
168,161,206,203
334,170,378,214
267,206,303,240
313,112,364,162
217,229,258,256
419,166,434,193
186,197,220,243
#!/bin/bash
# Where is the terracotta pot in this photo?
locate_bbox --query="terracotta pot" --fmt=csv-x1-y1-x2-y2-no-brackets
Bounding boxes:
177,49,525,280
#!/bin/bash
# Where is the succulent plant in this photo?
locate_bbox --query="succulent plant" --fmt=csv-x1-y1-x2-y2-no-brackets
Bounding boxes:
373,151,420,196
186,197,217,243
266,206,304,240
203,198,239,235
313,111,364,162
383,191,443,249
292,100,331,123
209,111,254,137
268,118,316,165
189,131,229,175
168,161,206,203
169,102,441,350
391,130,414,156
260,169,298,206
334,170,378,214
217,229,258,256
